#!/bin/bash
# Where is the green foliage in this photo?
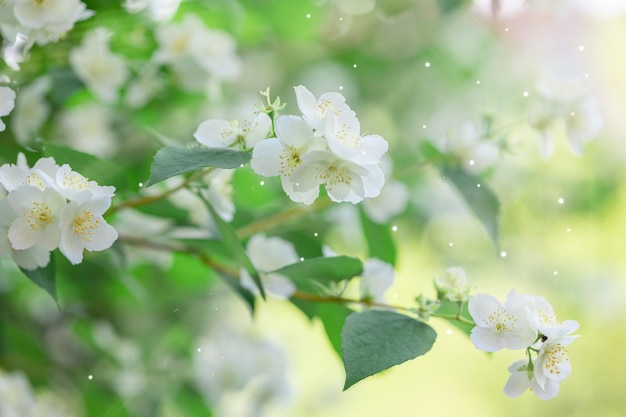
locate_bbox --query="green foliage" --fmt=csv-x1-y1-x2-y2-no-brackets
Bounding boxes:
205,201,265,304
442,167,500,248
341,310,437,390
43,143,119,185
273,256,363,294
359,207,397,265
437,0,470,14
145,146,251,187
20,253,57,303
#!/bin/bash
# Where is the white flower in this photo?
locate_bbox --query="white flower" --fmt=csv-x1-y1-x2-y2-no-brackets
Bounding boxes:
503,359,561,400
194,327,291,412
525,296,580,340
54,164,116,202
294,85,388,164
7,185,66,251
290,150,385,204
0,369,36,416
11,75,51,146
12,0,93,47
527,75,603,158
0,197,50,270
435,266,471,302
154,14,241,83
194,111,271,150
58,102,117,158
362,156,408,223
294,84,353,132
58,198,118,264
240,234,297,298
360,258,395,303
203,168,235,222
0,154,58,192
69,28,129,103
468,290,537,352
0,85,16,132
251,115,326,205
504,329,578,400
439,120,499,175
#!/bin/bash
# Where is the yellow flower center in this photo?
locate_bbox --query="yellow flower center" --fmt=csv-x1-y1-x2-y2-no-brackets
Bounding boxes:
73,210,100,242
26,201,54,231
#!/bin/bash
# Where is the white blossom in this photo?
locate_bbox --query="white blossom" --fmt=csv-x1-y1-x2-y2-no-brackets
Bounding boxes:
362,156,408,223
7,185,66,251
360,258,395,303
290,150,385,204
439,120,499,175
240,234,297,298
503,358,561,400
58,102,117,158
251,115,326,205
11,75,51,146
153,13,241,88
58,197,118,265
69,28,129,103
435,266,471,302
0,85,16,132
0,197,50,270
468,290,537,352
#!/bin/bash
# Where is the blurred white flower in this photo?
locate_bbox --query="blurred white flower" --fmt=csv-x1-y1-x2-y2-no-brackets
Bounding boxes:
468,290,537,352
153,13,241,89
58,103,117,158
58,198,118,265
240,233,298,298
527,75,603,158
438,120,499,175
435,266,471,302
69,28,129,103
11,75,51,146
362,156,408,223
360,258,395,303
0,369,36,416
203,169,235,222
0,85,16,132
194,327,292,416
195,111,271,150
124,65,163,108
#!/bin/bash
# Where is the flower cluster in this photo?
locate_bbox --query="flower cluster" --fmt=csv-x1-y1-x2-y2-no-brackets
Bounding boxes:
0,0,92,54
0,154,118,269
0,84,16,132
469,290,579,399
251,85,389,205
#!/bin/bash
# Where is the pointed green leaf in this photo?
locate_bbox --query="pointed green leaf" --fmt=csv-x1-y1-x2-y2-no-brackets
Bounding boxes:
205,201,265,301
442,167,500,248
20,253,57,302
359,207,396,265
273,256,363,294
341,310,437,390
145,146,251,187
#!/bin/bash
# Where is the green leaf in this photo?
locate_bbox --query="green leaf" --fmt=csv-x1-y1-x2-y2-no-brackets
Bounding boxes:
317,303,352,357
145,146,251,187
205,201,265,302
435,299,474,336
273,256,363,294
359,207,396,266
341,310,437,390
442,167,500,248
20,253,57,303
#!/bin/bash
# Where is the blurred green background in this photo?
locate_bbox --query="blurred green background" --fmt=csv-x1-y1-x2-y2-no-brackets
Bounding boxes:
1,0,626,416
